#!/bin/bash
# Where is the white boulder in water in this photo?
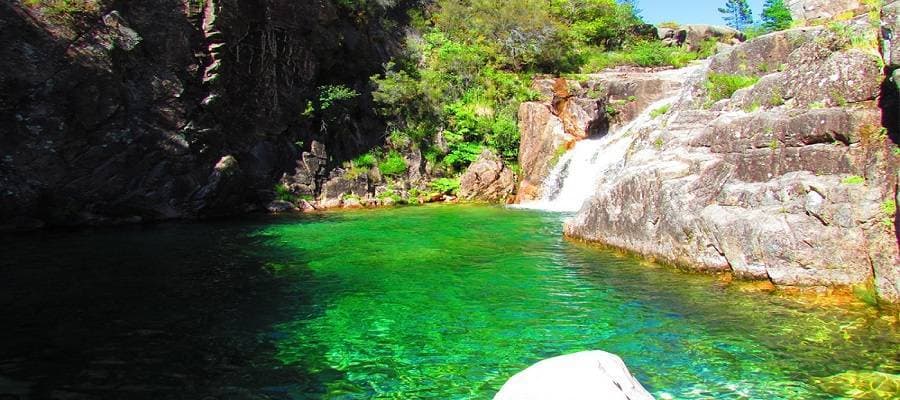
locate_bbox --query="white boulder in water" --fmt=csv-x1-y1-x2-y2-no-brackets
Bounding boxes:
494,351,654,400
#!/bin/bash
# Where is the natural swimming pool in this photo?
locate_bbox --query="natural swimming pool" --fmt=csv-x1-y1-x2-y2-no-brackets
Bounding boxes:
1,205,897,399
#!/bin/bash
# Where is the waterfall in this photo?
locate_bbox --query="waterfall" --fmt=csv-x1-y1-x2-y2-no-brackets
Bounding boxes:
516,96,678,213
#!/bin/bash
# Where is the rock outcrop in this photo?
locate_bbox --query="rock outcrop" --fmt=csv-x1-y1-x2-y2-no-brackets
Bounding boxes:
459,150,516,202
520,6,899,303
0,1,408,229
494,351,654,400
658,24,745,51
787,0,862,21
516,70,687,201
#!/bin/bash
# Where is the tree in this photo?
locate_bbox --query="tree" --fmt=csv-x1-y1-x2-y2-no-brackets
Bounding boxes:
761,0,793,32
718,0,754,31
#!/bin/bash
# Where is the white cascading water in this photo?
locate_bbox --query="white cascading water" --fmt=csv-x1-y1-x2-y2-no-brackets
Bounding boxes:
516,95,679,213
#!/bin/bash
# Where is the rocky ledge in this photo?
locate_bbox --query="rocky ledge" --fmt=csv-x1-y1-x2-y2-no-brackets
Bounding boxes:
520,3,900,303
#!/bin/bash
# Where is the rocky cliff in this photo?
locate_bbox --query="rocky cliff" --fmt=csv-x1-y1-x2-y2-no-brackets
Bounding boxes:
519,3,900,303
0,0,409,229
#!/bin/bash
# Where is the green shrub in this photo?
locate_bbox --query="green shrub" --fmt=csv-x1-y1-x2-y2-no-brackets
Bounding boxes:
353,152,377,169
318,84,359,111
430,178,461,195
274,183,297,202
627,41,698,68
842,175,865,185
882,199,897,229
650,104,671,119
379,151,408,177
705,73,760,102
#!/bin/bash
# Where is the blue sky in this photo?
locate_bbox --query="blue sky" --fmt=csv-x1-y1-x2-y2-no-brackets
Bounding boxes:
636,0,767,26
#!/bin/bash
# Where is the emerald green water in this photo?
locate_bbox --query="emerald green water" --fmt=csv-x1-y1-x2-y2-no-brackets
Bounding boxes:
257,205,899,399
1,205,897,399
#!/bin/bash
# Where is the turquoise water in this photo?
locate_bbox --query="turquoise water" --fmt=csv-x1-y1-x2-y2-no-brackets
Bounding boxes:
0,204,897,399
257,205,898,399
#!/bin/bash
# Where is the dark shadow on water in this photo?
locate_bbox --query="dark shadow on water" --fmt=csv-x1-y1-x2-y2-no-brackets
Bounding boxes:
0,214,343,399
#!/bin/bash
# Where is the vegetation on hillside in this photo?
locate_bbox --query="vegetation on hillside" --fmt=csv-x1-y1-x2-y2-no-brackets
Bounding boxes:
368,0,723,176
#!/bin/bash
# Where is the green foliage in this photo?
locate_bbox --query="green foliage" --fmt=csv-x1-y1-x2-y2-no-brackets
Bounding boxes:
761,0,793,32
353,152,377,169
842,175,865,185
318,84,359,111
883,199,897,229
23,0,98,17
705,73,760,102
372,31,535,167
435,0,576,71
719,0,754,31
378,151,408,177
429,178,461,195
274,183,297,203
882,199,897,216
650,104,671,119
550,0,643,49
578,38,716,73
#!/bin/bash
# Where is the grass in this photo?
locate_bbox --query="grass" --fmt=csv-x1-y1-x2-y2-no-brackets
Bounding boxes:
650,104,671,119
841,175,865,185
882,199,897,229
23,0,98,16
579,40,711,73
706,73,760,102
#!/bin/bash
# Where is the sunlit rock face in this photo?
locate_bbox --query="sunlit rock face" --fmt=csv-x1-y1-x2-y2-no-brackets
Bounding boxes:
459,150,517,202
0,1,405,229
517,25,899,302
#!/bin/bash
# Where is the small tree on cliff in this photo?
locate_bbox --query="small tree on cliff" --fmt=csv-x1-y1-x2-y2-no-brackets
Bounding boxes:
718,0,754,31
761,0,793,32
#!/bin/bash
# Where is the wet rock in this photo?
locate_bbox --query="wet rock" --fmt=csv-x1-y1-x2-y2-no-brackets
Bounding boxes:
494,351,653,400
517,102,568,201
459,150,516,202
266,200,296,213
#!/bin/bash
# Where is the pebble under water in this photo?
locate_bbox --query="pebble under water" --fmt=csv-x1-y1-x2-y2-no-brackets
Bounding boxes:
1,205,897,399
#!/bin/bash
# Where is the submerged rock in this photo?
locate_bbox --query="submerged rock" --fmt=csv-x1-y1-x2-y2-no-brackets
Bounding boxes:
494,351,654,400
815,370,900,399
266,200,297,213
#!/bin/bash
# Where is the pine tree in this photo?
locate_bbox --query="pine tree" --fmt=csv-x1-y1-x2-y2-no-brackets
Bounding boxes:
718,0,754,31
761,0,793,32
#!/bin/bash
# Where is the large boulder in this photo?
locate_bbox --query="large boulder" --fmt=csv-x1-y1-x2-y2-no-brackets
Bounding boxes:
459,150,517,202
494,351,654,400
683,24,745,52
656,24,745,51
786,0,862,21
